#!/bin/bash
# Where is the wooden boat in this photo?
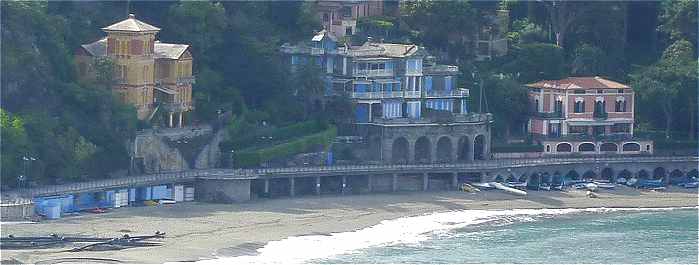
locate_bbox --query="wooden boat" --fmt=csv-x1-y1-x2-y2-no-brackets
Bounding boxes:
491,182,527,196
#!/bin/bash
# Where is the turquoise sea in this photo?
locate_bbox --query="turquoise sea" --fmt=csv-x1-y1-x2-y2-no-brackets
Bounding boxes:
216,207,698,264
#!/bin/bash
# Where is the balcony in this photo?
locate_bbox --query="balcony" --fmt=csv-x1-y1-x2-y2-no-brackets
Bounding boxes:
352,69,394,77
533,111,564,119
593,111,608,119
310,48,325,55
425,89,469,98
404,91,421,98
177,76,196,86
350,91,403,99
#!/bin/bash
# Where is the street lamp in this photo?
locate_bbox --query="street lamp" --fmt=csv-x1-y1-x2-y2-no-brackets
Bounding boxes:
20,155,37,189
230,149,235,169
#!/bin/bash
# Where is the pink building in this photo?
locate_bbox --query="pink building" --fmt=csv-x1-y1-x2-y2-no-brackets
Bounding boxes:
526,77,653,155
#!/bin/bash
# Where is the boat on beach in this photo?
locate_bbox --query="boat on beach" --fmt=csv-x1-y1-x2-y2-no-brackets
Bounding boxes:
491,182,527,196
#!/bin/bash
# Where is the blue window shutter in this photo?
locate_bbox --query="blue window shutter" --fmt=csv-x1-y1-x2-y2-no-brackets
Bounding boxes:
425,76,433,92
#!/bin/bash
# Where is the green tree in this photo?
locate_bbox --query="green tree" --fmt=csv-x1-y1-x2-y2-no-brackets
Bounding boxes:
483,77,530,138
292,63,325,119
631,39,697,140
658,0,697,46
502,43,566,83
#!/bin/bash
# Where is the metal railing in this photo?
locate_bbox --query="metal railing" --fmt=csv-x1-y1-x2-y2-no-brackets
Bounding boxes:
353,69,394,77
350,91,403,99
425,89,469,98
8,156,696,198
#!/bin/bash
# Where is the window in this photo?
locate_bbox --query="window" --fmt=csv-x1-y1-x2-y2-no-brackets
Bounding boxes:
341,7,352,17
615,100,627,112
618,89,624,93
534,99,540,112
345,26,353,36
554,100,563,114
597,89,604,94
574,100,585,113
569,126,586,134
594,100,605,113
323,13,329,22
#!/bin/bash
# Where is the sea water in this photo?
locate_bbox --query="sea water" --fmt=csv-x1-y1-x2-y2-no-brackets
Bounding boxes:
204,207,698,264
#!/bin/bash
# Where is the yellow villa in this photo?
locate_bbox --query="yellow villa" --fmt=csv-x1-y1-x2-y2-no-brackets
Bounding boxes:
76,14,194,127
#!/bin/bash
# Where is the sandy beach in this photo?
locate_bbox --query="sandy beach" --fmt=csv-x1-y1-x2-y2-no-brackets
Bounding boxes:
1,186,697,264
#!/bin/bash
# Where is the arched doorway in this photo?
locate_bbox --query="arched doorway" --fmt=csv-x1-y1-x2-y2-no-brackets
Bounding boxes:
540,172,552,184
457,136,470,161
669,170,685,185
688,169,698,179
637,170,650,179
622,143,641,152
617,169,632,180
495,175,504,183
415,136,431,163
528,173,541,189
557,143,572,152
552,172,563,185
578,143,595,152
506,174,516,182
436,136,453,163
582,170,596,180
474,135,486,160
600,143,618,152
392,137,409,164
518,174,528,182
566,170,580,180
601,168,614,181
653,167,666,180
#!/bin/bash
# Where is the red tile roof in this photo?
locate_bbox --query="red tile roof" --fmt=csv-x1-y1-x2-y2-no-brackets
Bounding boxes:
526,76,631,90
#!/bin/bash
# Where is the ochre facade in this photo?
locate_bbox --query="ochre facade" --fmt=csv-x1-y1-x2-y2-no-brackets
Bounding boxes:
76,14,194,127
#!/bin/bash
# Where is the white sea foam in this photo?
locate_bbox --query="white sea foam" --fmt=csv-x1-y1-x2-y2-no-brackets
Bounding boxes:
177,206,696,265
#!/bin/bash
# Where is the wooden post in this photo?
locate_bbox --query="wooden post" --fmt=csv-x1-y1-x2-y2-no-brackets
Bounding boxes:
452,172,459,190
392,173,398,192
423,173,429,191
289,177,295,197
341,176,347,195
315,176,321,195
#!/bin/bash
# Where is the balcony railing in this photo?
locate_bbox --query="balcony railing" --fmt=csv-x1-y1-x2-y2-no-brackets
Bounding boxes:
425,89,469,98
404,90,421,98
177,76,196,85
351,91,404,99
593,111,608,119
353,69,394,77
533,111,564,119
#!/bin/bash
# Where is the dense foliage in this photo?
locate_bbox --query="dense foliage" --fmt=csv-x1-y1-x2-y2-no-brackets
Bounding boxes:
1,0,696,186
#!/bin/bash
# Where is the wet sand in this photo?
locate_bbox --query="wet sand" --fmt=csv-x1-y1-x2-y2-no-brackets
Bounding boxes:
1,186,697,264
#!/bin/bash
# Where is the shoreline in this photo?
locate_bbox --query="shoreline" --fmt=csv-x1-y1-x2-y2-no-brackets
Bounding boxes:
1,186,697,264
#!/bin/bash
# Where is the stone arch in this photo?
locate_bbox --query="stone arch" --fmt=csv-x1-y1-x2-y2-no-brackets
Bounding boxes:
637,169,650,179
518,174,528,182
540,172,552,184
392,137,409,164
601,168,614,181
414,136,431,163
622,142,641,152
688,169,698,179
582,170,597,180
457,136,471,161
578,142,596,152
617,169,632,181
566,170,580,180
506,174,516,182
653,167,666,180
528,173,541,188
474,135,486,160
436,136,454,163
495,175,504,183
600,143,618,152
669,169,685,184
552,172,563,185
556,142,572,152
